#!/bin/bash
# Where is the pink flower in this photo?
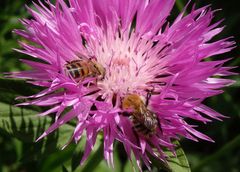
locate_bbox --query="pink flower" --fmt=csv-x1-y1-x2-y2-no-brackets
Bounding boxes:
10,0,236,170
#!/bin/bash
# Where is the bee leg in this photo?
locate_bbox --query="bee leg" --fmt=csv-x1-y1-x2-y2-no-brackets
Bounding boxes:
94,78,98,86
77,77,85,84
145,86,156,106
90,79,98,87
146,91,152,106
146,87,161,106
86,81,91,87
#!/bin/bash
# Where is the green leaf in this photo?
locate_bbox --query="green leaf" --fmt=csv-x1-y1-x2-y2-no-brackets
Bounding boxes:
0,78,40,97
0,102,74,146
39,144,77,172
73,136,105,172
82,142,104,172
0,102,78,171
0,102,44,140
0,78,43,111
165,141,191,172
62,165,69,172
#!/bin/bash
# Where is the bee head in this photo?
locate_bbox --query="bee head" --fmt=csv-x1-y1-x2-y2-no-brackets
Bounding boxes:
92,60,106,79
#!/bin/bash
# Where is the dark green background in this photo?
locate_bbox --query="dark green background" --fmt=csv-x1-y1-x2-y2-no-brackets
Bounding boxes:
0,0,239,172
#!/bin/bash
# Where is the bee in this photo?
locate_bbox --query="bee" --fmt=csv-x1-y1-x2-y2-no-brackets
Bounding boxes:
64,58,105,82
122,93,159,138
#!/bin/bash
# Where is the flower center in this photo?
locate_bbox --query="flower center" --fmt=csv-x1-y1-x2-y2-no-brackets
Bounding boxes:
96,41,150,97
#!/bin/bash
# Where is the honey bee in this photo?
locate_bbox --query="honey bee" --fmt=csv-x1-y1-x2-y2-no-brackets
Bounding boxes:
64,58,105,82
122,93,159,138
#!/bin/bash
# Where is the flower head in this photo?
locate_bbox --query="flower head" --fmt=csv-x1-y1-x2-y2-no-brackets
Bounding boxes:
10,0,236,169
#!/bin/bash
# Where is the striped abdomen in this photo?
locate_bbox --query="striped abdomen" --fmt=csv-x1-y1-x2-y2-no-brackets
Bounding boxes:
64,60,105,81
130,109,158,138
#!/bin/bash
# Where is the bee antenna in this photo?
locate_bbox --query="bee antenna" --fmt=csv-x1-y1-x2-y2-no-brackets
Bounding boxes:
89,55,97,61
146,87,154,106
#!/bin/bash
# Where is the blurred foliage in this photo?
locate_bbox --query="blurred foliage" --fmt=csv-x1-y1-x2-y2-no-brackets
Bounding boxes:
0,0,239,172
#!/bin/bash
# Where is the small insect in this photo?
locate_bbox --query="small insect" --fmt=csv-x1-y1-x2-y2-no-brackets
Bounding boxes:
122,93,159,138
64,58,105,82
